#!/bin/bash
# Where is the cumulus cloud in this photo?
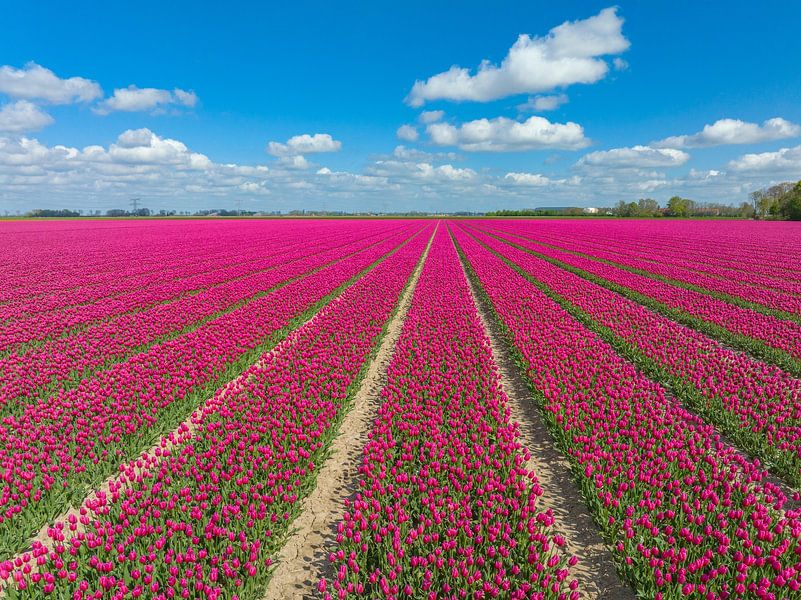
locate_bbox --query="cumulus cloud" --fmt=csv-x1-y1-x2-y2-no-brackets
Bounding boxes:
0,129,286,205
105,128,212,168
426,115,589,152
396,124,419,142
278,154,311,169
266,133,342,157
418,110,444,124
504,172,552,186
613,57,629,71
0,62,102,104
95,85,198,114
388,145,459,162
518,93,569,112
406,7,628,106
417,163,476,181
577,145,689,168
728,144,801,173
653,118,801,148
316,167,391,188
367,158,476,183
0,101,54,133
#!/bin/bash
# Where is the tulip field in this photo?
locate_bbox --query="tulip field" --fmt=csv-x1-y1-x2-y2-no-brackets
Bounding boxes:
1,218,800,599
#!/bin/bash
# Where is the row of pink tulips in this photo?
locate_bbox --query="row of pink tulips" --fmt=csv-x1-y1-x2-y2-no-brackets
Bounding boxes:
322,228,576,600
0,226,413,413
0,227,424,559
0,224,350,322
0,224,408,352
0,223,432,599
453,225,801,599
465,226,801,486
0,220,285,304
473,225,801,369
0,220,393,305
486,224,801,317
482,220,801,283
488,222,801,298
518,227,801,298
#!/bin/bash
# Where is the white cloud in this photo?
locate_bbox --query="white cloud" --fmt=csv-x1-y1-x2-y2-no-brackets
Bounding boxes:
173,89,198,108
419,110,444,124
578,145,689,168
388,145,459,162
653,118,801,148
278,154,311,169
107,128,212,168
688,168,723,180
504,172,551,186
427,115,589,152
728,144,801,173
95,86,198,114
267,133,342,157
396,124,419,142
420,163,476,181
518,94,569,112
613,57,629,71
0,62,102,104
0,101,54,133
367,158,476,183
316,167,391,188
406,7,628,106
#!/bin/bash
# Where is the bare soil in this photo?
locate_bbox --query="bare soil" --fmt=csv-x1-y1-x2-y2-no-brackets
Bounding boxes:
261,226,437,600
457,244,637,600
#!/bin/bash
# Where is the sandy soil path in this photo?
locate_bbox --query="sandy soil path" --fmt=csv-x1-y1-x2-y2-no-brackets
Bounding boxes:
261,226,437,600
454,232,636,600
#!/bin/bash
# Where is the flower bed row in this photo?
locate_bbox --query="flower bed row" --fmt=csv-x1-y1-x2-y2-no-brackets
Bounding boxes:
470,226,801,377
465,226,801,488
0,223,410,353
0,226,424,559
322,228,576,600
0,220,394,306
0,226,414,414
453,225,801,599
521,227,801,298
482,219,801,285
0,223,433,599
0,224,342,321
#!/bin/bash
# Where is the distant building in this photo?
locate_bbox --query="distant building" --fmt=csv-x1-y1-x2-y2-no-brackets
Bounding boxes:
582,207,599,214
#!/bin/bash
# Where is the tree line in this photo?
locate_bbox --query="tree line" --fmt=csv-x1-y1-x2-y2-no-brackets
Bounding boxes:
612,197,754,218
750,181,801,220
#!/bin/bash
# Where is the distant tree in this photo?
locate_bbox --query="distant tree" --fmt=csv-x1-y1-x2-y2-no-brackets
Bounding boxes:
665,196,695,217
613,201,640,217
25,208,81,217
637,198,661,217
778,181,801,220
106,209,128,217
738,201,755,218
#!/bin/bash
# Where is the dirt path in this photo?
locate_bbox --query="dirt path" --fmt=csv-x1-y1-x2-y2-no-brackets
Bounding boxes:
261,226,437,600
455,238,636,600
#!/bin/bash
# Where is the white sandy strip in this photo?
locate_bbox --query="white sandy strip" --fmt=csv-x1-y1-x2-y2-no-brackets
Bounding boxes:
261,224,437,600
454,231,636,600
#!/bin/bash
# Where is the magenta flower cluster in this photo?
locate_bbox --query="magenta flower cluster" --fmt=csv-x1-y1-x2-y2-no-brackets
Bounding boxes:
322,228,577,599
0,223,419,558
468,226,801,485
0,224,431,598
453,225,801,599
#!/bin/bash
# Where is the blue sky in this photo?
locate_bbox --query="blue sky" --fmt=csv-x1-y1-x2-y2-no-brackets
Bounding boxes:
1,0,800,213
